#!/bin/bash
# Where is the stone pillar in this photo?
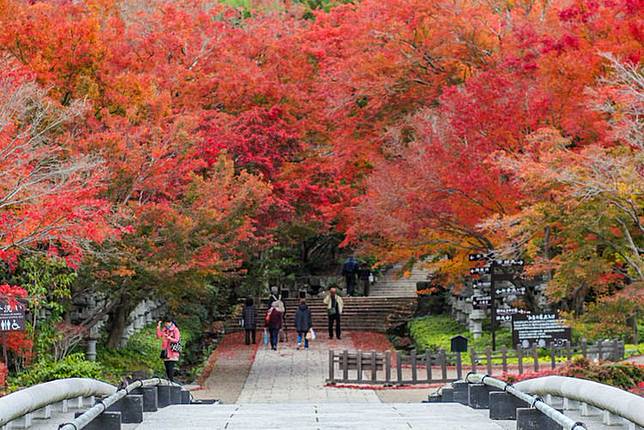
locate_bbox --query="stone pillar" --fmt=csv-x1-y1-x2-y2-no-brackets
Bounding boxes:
86,339,97,361
516,408,564,430
107,395,143,424
470,309,485,339
74,411,121,430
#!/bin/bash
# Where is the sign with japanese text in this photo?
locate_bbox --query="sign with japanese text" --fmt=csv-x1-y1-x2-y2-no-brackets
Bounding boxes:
512,313,571,348
0,298,26,332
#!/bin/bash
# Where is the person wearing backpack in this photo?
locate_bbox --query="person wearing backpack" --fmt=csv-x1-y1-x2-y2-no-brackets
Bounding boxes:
242,297,257,345
323,287,344,340
157,318,181,382
265,302,283,351
295,298,313,349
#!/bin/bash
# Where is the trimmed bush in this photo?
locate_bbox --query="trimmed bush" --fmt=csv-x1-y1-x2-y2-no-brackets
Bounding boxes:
8,353,103,392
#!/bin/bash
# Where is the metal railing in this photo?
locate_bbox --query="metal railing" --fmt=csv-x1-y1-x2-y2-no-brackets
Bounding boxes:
0,378,115,427
59,377,179,430
513,375,644,428
466,373,587,430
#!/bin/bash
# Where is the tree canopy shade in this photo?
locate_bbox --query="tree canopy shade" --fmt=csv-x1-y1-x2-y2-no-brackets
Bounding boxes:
0,0,640,344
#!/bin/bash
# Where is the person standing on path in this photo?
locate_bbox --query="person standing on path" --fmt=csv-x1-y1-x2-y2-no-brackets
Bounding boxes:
265,301,283,351
323,287,343,339
357,262,372,296
242,297,257,345
157,318,181,382
342,256,358,296
294,298,313,349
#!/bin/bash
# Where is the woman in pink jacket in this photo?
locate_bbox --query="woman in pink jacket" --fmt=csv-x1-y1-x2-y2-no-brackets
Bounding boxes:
156,318,181,382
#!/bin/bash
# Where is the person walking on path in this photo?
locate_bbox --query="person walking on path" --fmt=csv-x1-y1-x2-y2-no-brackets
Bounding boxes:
357,262,372,296
323,287,343,340
265,301,283,351
242,297,257,345
294,298,313,349
157,318,181,382
342,256,358,296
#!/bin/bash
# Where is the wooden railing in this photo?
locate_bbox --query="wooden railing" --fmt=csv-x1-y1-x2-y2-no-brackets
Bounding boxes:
327,340,625,385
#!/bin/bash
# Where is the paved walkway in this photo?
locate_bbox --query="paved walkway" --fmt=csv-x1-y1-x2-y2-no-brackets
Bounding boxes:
192,332,259,404
237,334,380,403
134,403,510,429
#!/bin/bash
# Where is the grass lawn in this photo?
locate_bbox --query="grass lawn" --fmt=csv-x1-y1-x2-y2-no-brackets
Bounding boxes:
408,314,644,366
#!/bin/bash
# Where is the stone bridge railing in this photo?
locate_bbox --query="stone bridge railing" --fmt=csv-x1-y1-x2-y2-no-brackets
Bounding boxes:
0,377,196,430
439,373,644,430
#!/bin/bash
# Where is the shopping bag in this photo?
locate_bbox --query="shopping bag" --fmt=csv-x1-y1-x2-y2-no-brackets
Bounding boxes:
263,328,269,345
306,328,316,341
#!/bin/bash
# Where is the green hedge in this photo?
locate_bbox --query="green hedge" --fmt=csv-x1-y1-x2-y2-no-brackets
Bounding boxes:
408,314,513,354
8,353,103,392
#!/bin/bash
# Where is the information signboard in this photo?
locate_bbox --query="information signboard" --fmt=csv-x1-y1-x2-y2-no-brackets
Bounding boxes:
0,299,26,332
472,295,492,308
512,313,571,348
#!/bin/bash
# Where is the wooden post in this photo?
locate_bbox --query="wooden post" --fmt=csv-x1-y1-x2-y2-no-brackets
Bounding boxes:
425,351,432,383
613,340,621,361
357,350,363,382
469,348,477,375
581,339,587,359
566,343,572,363
328,350,335,384
486,347,492,376
411,350,418,383
550,348,556,369
501,347,508,373
532,346,539,372
385,351,392,384
517,347,524,375
342,350,349,382
597,342,603,361
371,350,377,382
396,351,403,384
440,349,447,382
456,352,463,380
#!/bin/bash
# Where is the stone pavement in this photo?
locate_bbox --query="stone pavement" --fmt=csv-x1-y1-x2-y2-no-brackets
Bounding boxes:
237,334,380,403
134,403,510,429
192,331,259,404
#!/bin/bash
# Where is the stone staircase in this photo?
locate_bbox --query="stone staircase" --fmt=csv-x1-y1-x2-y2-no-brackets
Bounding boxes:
225,297,417,333
369,264,432,297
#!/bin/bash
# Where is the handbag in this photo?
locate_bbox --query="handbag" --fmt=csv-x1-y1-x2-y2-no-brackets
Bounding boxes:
305,328,316,341
263,328,269,345
170,342,182,353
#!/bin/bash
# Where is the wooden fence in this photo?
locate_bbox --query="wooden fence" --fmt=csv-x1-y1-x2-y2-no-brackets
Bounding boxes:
327,340,625,385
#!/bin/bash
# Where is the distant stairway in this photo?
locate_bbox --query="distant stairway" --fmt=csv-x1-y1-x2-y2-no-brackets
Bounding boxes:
225,297,417,333
369,263,431,297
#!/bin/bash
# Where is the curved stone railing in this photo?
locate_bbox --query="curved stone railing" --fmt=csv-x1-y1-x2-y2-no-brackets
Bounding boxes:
466,373,587,430
514,375,644,428
59,377,182,430
0,378,116,426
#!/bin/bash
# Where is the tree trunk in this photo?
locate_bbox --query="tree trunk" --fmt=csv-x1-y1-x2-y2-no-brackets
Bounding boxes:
105,296,135,349
543,226,552,281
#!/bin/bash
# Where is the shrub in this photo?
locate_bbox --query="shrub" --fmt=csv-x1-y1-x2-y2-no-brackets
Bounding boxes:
504,358,644,390
408,315,513,353
7,353,103,392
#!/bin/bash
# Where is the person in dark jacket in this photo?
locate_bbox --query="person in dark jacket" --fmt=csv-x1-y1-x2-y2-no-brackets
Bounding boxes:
294,299,313,349
265,302,283,351
357,263,372,296
242,297,257,345
342,256,358,296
